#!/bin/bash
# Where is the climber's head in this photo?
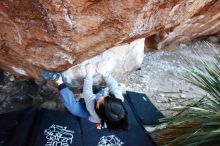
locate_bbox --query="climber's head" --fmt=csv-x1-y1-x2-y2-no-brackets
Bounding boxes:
95,95,128,131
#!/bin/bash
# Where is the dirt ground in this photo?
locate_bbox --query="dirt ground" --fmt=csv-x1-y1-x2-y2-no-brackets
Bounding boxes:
120,41,220,116
0,41,219,117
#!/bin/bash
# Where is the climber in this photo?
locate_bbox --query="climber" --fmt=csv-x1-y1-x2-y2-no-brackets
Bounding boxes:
42,63,128,131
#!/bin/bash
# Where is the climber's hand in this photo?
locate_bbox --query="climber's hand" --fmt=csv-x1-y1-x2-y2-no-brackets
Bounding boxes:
86,64,96,78
96,63,107,76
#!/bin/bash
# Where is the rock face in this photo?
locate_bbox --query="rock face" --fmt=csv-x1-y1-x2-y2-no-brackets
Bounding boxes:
146,0,220,50
62,38,144,88
0,0,219,79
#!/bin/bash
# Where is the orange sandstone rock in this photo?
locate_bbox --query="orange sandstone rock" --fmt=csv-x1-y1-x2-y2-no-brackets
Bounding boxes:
0,0,219,79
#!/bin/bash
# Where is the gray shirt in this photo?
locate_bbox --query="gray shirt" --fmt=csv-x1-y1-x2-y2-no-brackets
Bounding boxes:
83,73,124,123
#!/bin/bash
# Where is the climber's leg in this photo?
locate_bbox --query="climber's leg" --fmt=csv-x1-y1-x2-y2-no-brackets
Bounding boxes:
41,71,90,118
58,84,90,119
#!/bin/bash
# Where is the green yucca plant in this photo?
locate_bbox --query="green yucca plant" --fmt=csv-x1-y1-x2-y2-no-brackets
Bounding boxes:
152,54,220,146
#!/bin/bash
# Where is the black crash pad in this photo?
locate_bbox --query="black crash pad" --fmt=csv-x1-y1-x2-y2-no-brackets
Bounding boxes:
80,98,156,146
0,91,163,146
0,107,37,146
126,91,164,125
28,109,83,146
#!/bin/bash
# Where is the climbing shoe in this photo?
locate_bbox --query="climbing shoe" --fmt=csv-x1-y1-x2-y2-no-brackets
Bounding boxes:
41,71,61,81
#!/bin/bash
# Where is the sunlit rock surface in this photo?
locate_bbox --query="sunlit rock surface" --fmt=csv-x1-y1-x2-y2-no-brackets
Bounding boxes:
62,38,145,88
0,0,219,79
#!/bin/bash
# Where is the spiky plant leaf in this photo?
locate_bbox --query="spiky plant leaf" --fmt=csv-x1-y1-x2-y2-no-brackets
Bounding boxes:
152,53,220,146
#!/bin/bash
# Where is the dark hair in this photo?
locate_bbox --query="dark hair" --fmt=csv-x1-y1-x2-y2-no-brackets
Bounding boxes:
95,95,128,131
